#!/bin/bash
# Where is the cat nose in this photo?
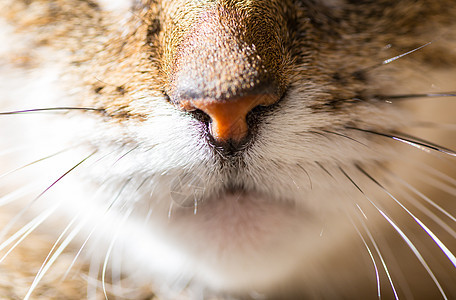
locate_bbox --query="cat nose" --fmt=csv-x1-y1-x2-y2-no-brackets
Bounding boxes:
179,94,278,142
164,6,287,144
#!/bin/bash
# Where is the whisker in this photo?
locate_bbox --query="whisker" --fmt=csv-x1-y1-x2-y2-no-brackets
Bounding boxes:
357,212,399,300
0,206,58,260
193,193,198,215
64,175,144,286
398,184,456,239
61,218,97,282
415,170,456,197
308,130,329,139
349,216,381,299
168,201,174,219
113,146,139,166
107,179,132,211
34,214,82,284
392,172,456,224
378,159,456,235
33,151,97,203
110,239,123,295
339,167,449,299
0,151,97,240
322,130,369,147
63,181,133,280
0,147,73,179
318,164,395,298
102,207,135,300
392,130,456,154
315,161,334,178
369,227,415,299
136,176,153,198
360,42,432,73
346,127,456,157
382,42,433,65
416,162,456,188
87,254,102,299
356,166,456,268
24,220,85,300
376,92,456,101
342,173,399,299
0,107,105,115
102,233,116,300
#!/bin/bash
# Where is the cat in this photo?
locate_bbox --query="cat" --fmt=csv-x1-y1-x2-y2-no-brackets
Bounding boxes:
0,0,455,299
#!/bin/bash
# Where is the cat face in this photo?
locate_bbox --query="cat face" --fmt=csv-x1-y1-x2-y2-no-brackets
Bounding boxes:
0,0,455,298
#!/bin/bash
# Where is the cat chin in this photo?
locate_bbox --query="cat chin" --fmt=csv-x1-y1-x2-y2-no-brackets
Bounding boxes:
121,191,345,292
60,184,330,294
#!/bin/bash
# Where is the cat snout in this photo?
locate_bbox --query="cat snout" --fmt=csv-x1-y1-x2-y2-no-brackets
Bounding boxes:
163,5,287,147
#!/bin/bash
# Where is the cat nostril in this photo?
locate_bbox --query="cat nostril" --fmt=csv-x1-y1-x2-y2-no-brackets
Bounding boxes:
180,94,278,142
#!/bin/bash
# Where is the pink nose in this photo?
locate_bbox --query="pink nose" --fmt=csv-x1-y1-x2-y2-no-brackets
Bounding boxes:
180,94,278,142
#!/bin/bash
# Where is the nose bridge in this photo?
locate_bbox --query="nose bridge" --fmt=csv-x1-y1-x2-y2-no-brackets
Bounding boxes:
168,6,273,100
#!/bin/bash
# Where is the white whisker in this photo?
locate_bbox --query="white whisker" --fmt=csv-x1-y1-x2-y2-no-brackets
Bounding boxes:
40,214,83,280
0,206,58,261
168,201,174,219
107,179,132,211
398,174,456,223
401,188,456,238
419,173,456,197
112,146,139,166
0,152,96,242
0,147,72,179
102,236,115,300
357,214,399,300
87,255,102,300
111,238,123,294
390,174,456,237
377,208,448,299
24,220,85,300
359,167,456,268
347,127,456,157
382,42,432,65
102,207,135,300
62,181,134,281
418,162,456,187
352,203,399,299
341,167,449,299
349,216,381,299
